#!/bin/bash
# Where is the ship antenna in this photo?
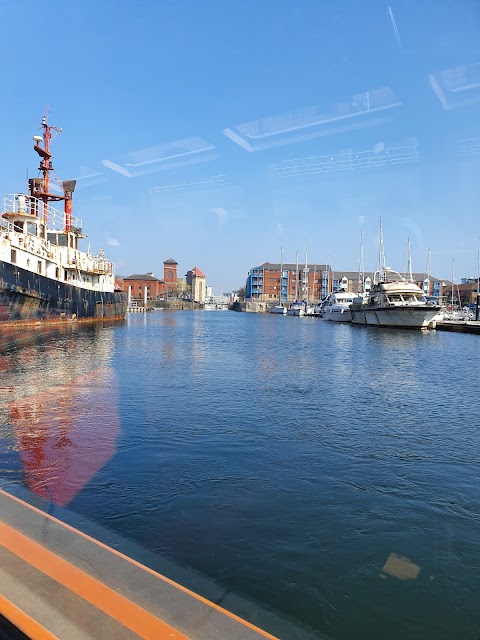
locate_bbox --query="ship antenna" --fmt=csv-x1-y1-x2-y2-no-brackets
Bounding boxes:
33,108,62,228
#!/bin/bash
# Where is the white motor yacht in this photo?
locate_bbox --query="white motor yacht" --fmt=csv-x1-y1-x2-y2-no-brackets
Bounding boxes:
350,268,441,329
287,302,306,316
321,291,355,322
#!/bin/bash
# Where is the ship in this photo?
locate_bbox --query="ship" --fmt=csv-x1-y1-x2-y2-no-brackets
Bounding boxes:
0,113,127,327
349,268,441,329
349,220,441,329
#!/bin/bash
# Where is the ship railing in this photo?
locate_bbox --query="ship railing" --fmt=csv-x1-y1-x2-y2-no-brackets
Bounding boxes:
65,249,113,275
3,194,83,232
0,216,14,234
87,257,114,275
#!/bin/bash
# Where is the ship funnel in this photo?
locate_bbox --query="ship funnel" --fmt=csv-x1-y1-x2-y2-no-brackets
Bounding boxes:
62,180,77,195
62,180,76,233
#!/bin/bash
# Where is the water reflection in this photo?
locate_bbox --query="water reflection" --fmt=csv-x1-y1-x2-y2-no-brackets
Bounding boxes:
189,311,206,367
0,325,120,506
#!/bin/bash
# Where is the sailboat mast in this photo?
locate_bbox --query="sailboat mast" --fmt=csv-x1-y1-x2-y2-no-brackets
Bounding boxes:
327,255,331,296
358,228,364,294
476,237,480,321
378,217,386,273
424,248,431,295
304,239,308,303
451,258,455,310
280,245,284,305
407,238,413,282
295,251,299,300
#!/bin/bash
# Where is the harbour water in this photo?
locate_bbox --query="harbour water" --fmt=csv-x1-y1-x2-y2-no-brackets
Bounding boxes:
0,311,479,639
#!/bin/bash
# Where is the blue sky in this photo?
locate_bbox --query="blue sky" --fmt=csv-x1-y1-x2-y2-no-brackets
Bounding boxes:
1,0,480,291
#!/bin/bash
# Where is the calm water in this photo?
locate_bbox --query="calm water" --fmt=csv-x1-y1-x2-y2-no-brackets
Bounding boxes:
0,311,479,639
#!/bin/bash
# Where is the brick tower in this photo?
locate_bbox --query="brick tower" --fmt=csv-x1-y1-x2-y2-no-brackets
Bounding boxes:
163,258,178,289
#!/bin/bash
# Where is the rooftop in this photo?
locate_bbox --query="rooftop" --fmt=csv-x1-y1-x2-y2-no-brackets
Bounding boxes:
332,270,446,284
188,267,206,278
123,273,162,282
163,258,178,265
255,262,329,271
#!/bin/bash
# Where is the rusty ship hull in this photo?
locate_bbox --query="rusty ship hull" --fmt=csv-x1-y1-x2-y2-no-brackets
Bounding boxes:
0,260,126,326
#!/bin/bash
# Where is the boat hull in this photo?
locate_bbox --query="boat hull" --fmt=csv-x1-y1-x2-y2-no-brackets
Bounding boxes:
287,308,305,316
351,304,439,329
269,305,287,314
322,308,352,322
0,260,127,326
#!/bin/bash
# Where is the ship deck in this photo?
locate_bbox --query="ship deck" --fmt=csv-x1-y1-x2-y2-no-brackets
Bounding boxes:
0,488,278,640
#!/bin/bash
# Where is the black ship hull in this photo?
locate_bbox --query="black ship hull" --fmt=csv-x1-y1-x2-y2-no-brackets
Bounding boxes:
0,260,127,325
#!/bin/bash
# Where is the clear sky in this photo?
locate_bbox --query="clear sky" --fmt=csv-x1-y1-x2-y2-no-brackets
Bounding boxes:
1,0,479,291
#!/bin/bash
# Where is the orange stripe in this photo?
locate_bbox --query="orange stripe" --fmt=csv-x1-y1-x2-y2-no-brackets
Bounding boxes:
0,489,279,640
0,521,189,640
0,594,59,640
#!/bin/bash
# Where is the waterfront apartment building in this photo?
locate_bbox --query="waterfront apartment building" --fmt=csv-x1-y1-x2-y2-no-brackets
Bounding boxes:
442,278,479,307
246,262,331,303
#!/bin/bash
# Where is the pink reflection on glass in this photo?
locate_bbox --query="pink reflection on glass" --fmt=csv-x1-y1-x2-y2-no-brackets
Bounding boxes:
10,368,120,507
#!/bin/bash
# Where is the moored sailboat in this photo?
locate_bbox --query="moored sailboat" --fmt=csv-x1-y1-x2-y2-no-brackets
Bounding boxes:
269,245,287,314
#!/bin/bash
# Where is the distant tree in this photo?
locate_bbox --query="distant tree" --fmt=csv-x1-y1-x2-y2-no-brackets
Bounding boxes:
174,281,185,299
237,286,246,302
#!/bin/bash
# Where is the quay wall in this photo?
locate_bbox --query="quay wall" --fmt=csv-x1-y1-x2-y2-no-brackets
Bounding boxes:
128,301,200,312
148,301,199,311
245,301,269,313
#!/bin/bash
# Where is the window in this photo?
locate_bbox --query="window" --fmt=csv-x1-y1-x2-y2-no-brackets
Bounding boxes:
37,261,42,274
11,249,16,264
26,221,37,235
14,221,24,233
